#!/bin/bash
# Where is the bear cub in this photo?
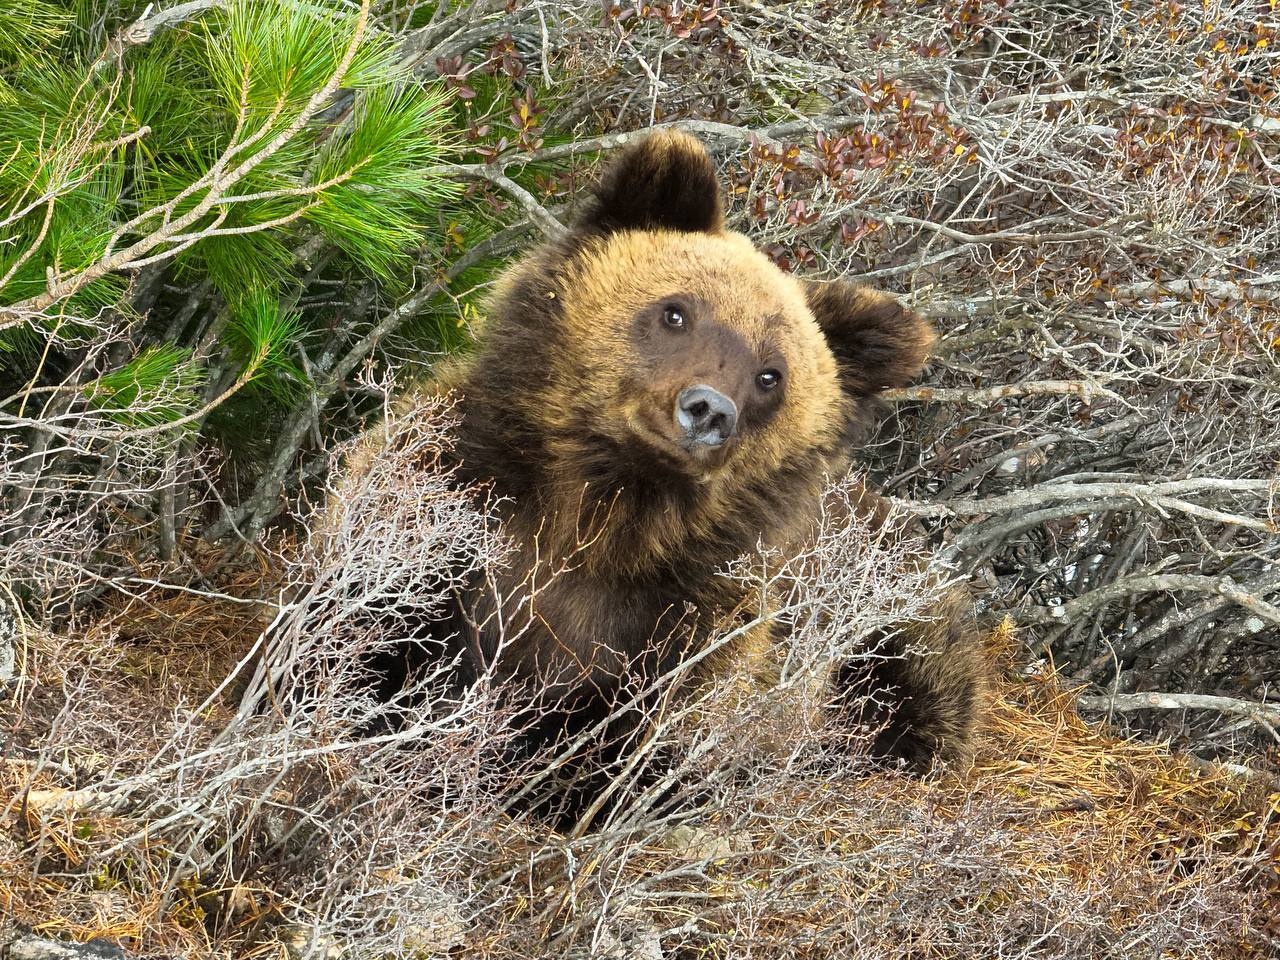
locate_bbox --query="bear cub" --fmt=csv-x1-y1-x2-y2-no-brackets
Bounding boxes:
350,130,989,825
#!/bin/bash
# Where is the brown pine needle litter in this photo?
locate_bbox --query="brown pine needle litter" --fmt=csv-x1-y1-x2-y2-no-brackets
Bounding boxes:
2,595,1277,959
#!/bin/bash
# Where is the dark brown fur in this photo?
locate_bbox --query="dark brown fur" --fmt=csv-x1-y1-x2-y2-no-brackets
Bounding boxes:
356,131,989,820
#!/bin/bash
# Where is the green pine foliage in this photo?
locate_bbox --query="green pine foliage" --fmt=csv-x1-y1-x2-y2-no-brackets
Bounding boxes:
0,1,71,75
83,344,204,431
0,0,458,444
223,294,308,403
307,82,457,275
0,0,597,553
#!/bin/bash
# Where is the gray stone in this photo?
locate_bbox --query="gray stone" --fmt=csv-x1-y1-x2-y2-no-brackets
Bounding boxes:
278,924,345,960
0,594,16,688
591,910,664,960
1,935,129,960
400,895,467,955
659,824,744,862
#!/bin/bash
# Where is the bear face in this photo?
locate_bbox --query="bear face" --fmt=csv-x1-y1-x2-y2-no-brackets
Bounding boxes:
450,130,936,581
552,229,838,480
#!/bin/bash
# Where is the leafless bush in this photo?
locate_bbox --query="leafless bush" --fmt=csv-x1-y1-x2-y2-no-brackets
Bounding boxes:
2,400,515,956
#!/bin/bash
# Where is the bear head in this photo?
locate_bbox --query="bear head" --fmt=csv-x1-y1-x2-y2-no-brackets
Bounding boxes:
452,130,937,572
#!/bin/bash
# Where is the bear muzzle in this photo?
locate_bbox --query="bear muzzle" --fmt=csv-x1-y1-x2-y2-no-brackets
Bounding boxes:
675,384,738,448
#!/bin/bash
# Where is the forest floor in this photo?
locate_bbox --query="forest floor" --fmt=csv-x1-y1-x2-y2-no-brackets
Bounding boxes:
3,594,1277,960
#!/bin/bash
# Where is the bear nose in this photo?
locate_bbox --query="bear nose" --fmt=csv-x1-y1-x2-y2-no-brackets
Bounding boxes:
675,385,738,447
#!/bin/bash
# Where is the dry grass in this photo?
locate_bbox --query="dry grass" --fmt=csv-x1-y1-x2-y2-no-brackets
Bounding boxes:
461,622,1279,959
3,604,1276,959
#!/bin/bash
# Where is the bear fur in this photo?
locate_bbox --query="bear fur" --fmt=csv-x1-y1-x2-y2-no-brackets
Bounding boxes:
344,130,989,822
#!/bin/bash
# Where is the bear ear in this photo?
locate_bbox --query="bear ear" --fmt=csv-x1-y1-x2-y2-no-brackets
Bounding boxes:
805,281,936,399
577,129,724,236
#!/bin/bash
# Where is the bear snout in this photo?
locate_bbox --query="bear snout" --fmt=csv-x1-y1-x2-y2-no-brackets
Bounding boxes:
675,384,738,447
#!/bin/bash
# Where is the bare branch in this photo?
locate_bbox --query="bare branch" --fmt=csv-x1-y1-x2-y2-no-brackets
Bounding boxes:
1077,691,1280,743
883,380,1122,405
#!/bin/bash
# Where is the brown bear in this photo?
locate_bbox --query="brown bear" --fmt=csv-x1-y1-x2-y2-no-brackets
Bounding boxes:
346,130,989,824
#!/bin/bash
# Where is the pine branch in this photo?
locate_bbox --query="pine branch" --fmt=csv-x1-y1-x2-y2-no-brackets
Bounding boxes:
427,163,566,238
1,0,374,320
116,0,227,48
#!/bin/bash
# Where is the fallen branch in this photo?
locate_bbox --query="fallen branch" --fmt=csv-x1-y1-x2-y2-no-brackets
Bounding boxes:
9,786,133,819
905,478,1277,533
1077,691,1280,743
116,0,226,48
1112,275,1280,306
882,379,1121,405
1023,572,1280,629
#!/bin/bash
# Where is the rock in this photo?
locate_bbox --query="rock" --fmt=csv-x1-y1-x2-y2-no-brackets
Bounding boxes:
277,887,465,959
590,909,664,960
658,824,742,862
1,935,129,960
0,594,16,690
400,895,467,955
277,925,345,960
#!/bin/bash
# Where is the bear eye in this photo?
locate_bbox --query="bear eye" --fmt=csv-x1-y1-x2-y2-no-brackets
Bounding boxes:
662,305,686,330
756,369,782,391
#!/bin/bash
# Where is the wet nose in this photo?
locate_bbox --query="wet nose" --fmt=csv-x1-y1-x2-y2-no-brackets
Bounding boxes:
675,385,738,447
